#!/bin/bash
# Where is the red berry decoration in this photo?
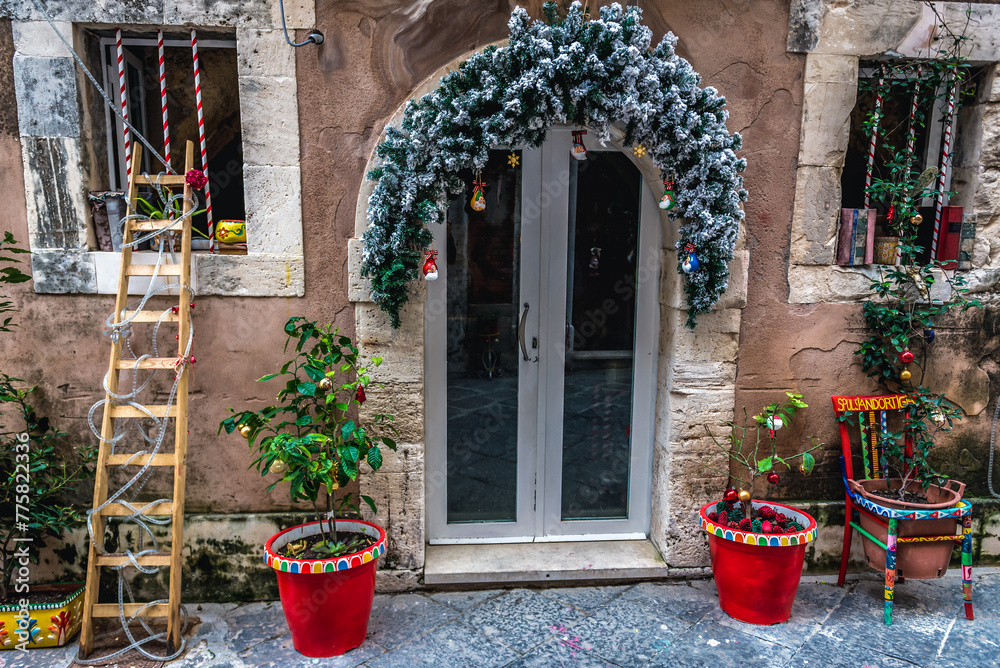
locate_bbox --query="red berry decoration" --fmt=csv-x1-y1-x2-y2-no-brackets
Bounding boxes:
761,520,773,534
707,512,719,522
355,385,366,404
899,349,914,364
185,169,208,189
723,487,739,503
739,518,752,531
767,471,780,485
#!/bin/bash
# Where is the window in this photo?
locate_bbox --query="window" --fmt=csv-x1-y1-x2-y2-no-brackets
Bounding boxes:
841,62,985,266
90,30,244,244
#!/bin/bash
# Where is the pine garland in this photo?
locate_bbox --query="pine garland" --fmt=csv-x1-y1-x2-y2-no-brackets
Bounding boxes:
363,2,747,328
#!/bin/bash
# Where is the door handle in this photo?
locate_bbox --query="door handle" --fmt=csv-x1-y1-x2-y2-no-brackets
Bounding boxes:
518,302,530,361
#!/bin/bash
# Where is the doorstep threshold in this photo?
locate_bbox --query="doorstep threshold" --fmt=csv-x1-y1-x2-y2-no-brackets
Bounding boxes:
424,539,670,586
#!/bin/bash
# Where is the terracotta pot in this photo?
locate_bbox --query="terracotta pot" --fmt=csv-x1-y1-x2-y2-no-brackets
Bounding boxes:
0,583,85,650
849,478,965,579
264,519,386,657
700,501,817,625
874,236,899,264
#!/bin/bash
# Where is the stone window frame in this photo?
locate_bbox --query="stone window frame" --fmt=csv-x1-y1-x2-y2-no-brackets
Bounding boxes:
5,0,310,296
347,46,751,582
786,0,1000,305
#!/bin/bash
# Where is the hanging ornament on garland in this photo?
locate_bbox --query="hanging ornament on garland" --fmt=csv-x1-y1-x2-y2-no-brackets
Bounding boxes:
681,244,700,274
911,213,923,227
507,152,520,168
571,130,588,161
924,328,935,342
588,247,601,277
422,250,439,280
632,144,647,158
899,348,913,382
470,170,486,211
659,177,675,211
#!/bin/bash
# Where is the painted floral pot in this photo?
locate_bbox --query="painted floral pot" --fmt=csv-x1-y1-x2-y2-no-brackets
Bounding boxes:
264,519,386,657
700,501,817,625
215,220,246,244
0,583,84,650
849,478,964,579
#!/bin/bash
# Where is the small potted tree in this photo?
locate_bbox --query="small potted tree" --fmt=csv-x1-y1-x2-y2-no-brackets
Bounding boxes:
1,231,95,650
699,393,824,625
221,317,396,658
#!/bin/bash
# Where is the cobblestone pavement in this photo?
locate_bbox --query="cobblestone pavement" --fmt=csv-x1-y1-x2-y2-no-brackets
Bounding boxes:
6,571,998,668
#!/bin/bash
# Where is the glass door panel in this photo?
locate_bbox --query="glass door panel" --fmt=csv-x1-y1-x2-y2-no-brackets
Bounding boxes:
560,152,641,521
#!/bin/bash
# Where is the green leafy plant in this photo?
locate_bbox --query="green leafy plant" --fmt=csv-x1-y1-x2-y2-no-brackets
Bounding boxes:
0,231,31,333
135,195,210,240
221,318,397,557
704,393,824,521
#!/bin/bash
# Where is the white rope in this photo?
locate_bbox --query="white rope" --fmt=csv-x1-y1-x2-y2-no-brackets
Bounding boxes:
989,397,1000,499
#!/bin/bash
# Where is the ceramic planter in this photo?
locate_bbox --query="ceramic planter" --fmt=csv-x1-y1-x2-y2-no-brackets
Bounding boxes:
0,583,85,650
264,519,386,657
849,478,964,579
874,236,899,264
700,501,817,625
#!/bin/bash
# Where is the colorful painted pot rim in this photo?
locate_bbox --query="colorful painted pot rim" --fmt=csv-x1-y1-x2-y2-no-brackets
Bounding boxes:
700,500,818,547
0,583,85,613
264,519,386,574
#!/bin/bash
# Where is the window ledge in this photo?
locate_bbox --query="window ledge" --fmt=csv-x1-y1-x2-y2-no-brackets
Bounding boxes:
787,263,1000,305
424,539,677,586
30,251,304,297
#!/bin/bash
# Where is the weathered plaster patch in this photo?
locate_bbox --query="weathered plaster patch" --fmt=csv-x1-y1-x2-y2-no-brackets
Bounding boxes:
11,19,70,57
0,0,163,23
787,0,825,53
21,136,89,250
30,250,97,292
164,0,270,28
13,55,79,137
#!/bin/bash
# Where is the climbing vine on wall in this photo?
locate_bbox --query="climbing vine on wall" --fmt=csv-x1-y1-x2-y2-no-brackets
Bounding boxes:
363,1,747,328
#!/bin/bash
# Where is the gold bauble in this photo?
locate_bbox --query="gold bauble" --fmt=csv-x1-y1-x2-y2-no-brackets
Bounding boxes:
738,489,751,503
269,459,288,475
318,377,333,391
911,214,923,226
900,369,912,381
238,424,252,438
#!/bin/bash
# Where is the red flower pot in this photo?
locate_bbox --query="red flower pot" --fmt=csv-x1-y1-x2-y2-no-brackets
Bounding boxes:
699,500,817,625
264,519,386,657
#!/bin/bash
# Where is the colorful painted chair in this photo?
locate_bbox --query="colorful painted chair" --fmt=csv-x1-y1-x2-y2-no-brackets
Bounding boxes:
832,394,974,625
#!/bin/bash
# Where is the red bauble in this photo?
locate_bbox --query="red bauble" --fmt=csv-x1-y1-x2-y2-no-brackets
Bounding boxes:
899,349,915,364
767,471,780,485
355,386,366,404
723,487,739,503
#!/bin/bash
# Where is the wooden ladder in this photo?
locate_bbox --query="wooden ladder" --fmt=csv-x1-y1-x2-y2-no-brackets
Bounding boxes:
80,140,195,658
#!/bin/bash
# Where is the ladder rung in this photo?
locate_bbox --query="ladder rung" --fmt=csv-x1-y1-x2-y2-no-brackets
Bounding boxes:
134,175,186,187
109,405,179,419
107,453,176,467
121,310,179,323
117,357,181,370
92,603,171,618
131,219,182,232
95,553,173,567
99,501,173,516
125,264,183,276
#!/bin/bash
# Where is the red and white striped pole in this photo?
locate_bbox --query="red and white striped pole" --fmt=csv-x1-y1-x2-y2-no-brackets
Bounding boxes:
905,64,922,174
158,30,170,170
931,71,960,262
863,64,886,210
191,29,214,252
116,29,131,184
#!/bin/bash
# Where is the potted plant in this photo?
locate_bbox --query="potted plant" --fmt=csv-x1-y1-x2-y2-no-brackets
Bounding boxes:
847,226,981,578
699,392,824,625
221,317,397,658
134,169,211,250
1,231,95,650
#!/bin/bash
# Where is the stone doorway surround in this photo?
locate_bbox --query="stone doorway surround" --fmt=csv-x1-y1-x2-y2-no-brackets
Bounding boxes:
348,46,750,590
786,0,1000,306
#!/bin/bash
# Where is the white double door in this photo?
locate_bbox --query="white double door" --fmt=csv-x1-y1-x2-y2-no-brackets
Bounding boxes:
426,127,660,543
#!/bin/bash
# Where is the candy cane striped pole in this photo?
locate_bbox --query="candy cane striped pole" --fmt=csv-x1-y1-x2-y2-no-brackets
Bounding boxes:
191,29,214,252
863,64,886,209
905,64,922,175
931,70,960,261
116,29,131,183
158,30,170,170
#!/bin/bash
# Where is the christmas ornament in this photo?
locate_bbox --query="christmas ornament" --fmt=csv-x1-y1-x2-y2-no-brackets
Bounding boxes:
899,349,914,364
925,329,935,342
751,518,762,532
268,459,288,475
723,487,739,503
659,178,675,211
900,368,912,381
718,510,728,525
470,171,486,211
799,452,816,476
318,377,333,391
588,247,601,277
766,415,784,431
761,520,773,534
422,250,439,280
739,518,751,530
758,506,776,520
507,152,520,168
185,169,208,189
930,408,947,426
632,144,647,158
767,471,780,485
355,385,367,404
911,213,923,226
886,203,894,228
571,130,588,161
239,424,251,438
681,244,700,274
738,489,751,503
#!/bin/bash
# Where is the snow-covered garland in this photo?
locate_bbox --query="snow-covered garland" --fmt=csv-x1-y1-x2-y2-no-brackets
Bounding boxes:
363,2,746,328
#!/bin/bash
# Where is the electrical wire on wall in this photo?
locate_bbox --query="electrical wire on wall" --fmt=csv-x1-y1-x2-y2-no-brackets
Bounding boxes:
278,0,325,47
